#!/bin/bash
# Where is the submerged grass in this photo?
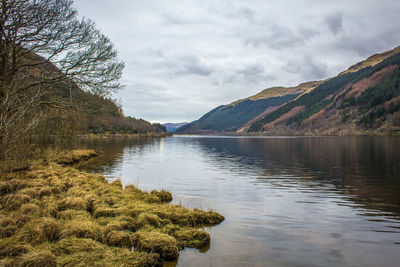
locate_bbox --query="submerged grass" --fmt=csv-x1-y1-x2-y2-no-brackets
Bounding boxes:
0,149,224,266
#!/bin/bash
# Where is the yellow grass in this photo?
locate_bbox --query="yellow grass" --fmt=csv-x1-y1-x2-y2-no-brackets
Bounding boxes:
0,149,224,265
230,80,325,106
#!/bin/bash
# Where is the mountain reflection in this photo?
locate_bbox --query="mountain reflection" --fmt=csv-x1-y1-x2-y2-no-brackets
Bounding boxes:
79,136,400,217
191,136,400,217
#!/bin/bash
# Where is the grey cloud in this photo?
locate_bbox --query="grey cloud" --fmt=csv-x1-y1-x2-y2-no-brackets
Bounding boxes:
175,56,213,76
224,7,255,22
336,30,400,57
162,14,206,26
283,56,328,81
237,63,276,84
325,13,343,34
298,27,320,40
238,63,264,77
163,14,185,25
245,24,304,50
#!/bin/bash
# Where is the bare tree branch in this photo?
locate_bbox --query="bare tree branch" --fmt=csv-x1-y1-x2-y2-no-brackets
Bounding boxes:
0,0,125,161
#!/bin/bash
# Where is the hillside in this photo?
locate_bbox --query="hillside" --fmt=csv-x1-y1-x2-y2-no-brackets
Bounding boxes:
25,53,162,136
178,45,400,135
178,81,322,133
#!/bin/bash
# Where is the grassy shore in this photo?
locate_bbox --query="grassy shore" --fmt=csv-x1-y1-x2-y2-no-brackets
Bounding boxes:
0,150,224,266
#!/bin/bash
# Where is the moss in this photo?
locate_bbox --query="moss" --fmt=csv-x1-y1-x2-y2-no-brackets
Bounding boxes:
173,228,210,248
8,179,29,192
7,193,32,211
83,194,98,213
19,249,57,267
13,214,32,227
0,224,17,239
38,186,52,197
16,217,61,245
0,218,17,238
57,248,160,267
192,208,225,226
134,231,179,260
103,195,120,205
19,187,39,198
151,189,173,202
19,203,40,215
0,257,16,267
134,212,165,229
111,179,123,188
55,149,97,164
56,209,91,220
59,197,87,211
154,206,224,227
93,206,120,218
61,219,103,241
42,196,59,217
0,181,9,196
0,238,32,257
104,216,136,232
124,185,164,204
104,230,135,248
55,237,160,267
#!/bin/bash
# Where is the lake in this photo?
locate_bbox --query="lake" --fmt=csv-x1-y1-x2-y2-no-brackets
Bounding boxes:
77,136,400,267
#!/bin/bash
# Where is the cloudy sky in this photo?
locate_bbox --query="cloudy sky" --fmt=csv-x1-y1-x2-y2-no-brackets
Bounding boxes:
74,0,400,123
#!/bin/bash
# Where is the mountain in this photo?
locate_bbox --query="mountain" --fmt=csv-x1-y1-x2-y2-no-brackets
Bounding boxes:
177,81,324,134
162,122,189,132
178,45,400,135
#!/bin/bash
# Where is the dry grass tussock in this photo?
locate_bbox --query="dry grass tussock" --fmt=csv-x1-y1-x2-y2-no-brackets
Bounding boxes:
0,149,224,266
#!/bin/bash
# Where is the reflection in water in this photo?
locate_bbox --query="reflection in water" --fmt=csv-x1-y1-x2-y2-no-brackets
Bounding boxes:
78,136,400,267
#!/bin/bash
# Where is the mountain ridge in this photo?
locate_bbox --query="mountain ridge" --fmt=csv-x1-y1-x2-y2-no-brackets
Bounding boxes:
178,45,400,135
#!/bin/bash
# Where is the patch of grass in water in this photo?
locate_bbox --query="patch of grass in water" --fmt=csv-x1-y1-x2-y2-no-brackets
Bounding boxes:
0,149,224,265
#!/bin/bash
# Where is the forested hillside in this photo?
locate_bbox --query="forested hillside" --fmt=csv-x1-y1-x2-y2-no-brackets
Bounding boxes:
38,77,161,136
11,52,162,138
178,81,322,133
179,45,400,135
248,48,400,135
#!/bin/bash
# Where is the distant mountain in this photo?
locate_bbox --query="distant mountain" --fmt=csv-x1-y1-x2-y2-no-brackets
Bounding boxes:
162,122,189,132
178,45,400,135
177,81,323,133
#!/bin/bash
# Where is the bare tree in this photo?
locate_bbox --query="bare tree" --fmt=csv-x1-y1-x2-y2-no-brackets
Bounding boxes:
0,0,124,162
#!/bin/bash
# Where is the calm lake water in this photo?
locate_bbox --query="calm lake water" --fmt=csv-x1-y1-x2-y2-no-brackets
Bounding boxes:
77,136,400,267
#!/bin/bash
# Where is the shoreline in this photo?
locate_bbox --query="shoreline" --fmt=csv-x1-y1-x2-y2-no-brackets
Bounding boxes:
174,130,400,137
77,132,173,139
